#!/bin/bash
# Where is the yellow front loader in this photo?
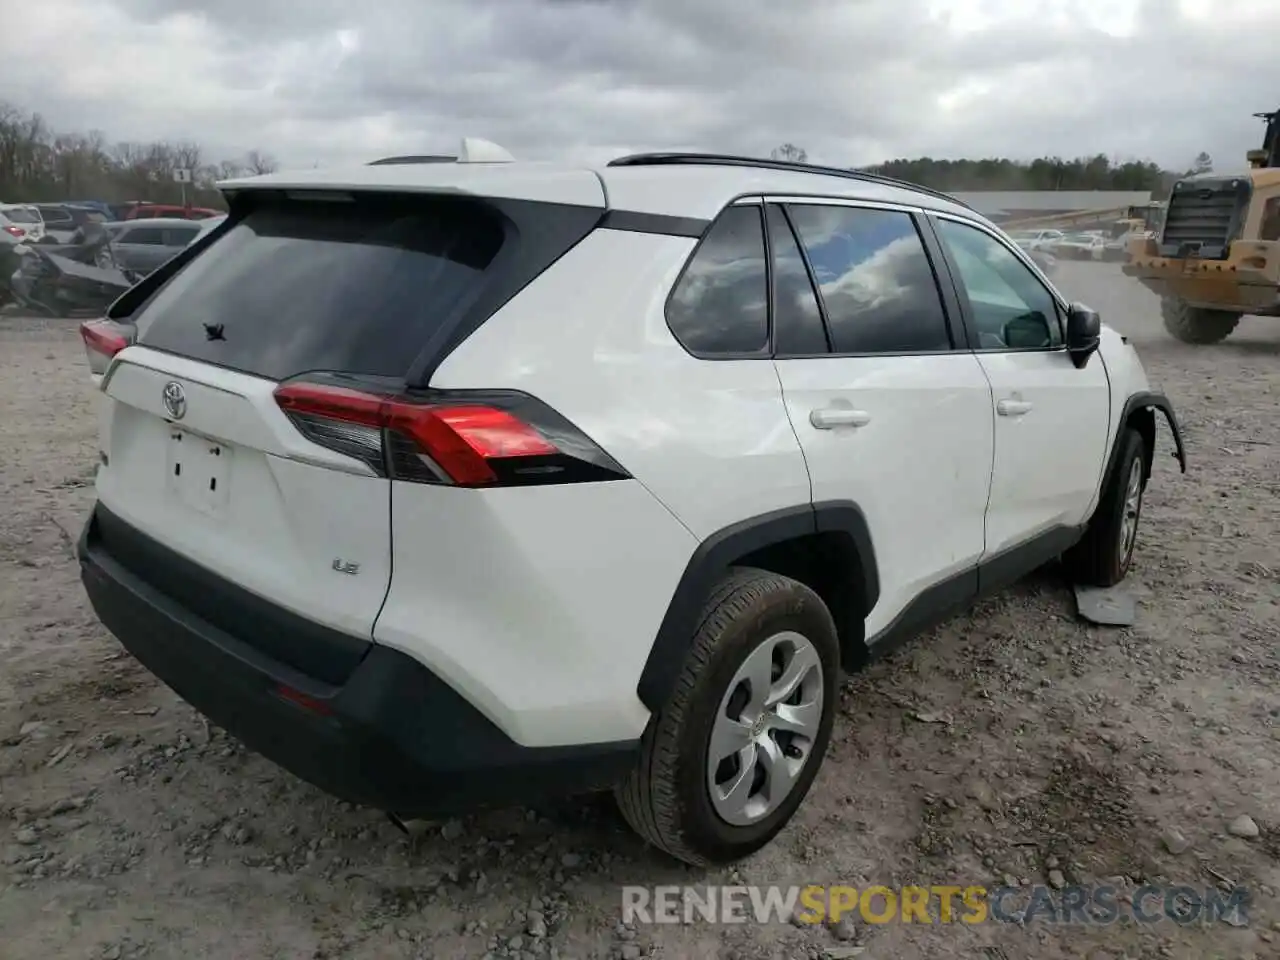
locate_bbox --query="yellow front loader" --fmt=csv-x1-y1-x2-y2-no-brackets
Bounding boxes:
1124,109,1280,344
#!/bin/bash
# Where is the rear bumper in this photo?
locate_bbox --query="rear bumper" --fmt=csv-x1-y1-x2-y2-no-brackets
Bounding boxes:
77,505,638,816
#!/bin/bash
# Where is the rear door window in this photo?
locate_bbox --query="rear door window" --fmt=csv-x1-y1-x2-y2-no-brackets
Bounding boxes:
786,204,953,355
134,194,506,381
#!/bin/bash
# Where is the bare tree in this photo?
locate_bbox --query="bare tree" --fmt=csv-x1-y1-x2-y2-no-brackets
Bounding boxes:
0,99,280,208
1191,151,1213,175
771,143,808,163
244,150,279,175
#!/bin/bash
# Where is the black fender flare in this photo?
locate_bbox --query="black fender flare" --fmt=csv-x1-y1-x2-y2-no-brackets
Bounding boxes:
636,501,879,713
1103,391,1186,493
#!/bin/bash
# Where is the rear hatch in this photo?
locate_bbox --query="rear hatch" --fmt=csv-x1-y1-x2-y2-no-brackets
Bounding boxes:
90,186,601,681
1,205,43,241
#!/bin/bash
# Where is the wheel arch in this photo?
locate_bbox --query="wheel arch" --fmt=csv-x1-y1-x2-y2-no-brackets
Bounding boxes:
636,501,880,713
1105,391,1187,491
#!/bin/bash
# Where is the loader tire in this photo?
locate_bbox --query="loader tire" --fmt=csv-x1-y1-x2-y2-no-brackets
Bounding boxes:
1161,298,1240,344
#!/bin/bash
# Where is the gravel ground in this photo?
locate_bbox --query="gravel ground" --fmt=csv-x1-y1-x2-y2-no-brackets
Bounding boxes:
1,262,1279,960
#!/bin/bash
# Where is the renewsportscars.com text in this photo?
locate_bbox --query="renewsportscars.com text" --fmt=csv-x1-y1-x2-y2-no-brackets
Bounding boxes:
621,884,1250,926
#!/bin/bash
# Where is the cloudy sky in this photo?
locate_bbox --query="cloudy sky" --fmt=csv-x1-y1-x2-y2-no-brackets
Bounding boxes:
5,0,1278,172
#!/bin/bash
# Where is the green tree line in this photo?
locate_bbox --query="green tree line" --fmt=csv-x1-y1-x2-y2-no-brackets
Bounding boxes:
860,154,1174,193
769,144,1207,196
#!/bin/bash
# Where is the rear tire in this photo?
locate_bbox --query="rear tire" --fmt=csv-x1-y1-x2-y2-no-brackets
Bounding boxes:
1064,428,1148,587
615,567,839,866
1161,298,1240,344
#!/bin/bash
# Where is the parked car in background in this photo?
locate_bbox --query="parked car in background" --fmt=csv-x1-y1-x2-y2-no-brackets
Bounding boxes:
1103,230,1148,262
103,218,206,275
62,201,117,220
119,202,222,221
0,204,46,243
1052,232,1106,261
33,203,109,243
0,225,23,306
1007,228,1065,251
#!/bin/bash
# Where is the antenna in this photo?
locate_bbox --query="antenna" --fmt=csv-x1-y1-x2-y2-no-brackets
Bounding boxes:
457,138,515,163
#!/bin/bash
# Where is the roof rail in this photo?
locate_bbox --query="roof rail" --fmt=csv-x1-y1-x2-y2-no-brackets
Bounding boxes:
606,152,971,210
367,155,457,166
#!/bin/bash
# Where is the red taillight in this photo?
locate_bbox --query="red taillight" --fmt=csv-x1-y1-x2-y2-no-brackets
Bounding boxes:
79,319,132,375
3,225,23,238
274,382,564,487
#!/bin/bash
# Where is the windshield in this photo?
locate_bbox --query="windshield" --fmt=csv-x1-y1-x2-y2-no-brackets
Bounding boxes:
2,207,40,224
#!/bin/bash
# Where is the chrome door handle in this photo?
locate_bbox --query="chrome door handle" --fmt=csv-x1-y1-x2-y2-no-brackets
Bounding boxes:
997,399,1033,417
809,407,872,429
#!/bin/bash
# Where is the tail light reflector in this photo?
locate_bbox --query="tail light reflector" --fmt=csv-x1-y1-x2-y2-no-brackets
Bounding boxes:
273,380,628,488
274,683,334,716
79,319,133,376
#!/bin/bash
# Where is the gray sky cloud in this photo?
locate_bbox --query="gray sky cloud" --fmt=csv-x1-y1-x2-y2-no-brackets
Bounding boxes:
4,0,1277,173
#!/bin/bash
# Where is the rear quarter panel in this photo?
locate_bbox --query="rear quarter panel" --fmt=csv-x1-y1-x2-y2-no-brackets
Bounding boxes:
429,227,813,538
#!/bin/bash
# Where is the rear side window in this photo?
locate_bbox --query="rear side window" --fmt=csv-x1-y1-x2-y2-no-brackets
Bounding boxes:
38,207,72,225
123,227,165,245
786,205,953,355
164,225,201,246
134,195,505,381
666,204,769,356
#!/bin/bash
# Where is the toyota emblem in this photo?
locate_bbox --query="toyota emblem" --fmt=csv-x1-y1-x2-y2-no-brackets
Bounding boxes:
162,381,187,420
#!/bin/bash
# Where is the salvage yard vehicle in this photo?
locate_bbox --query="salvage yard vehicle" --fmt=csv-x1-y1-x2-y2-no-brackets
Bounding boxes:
1007,228,1065,251
0,204,46,243
1125,108,1280,343
76,142,1185,867
1053,231,1106,261
102,218,206,276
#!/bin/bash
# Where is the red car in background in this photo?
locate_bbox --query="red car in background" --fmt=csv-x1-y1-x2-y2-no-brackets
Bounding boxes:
116,202,222,221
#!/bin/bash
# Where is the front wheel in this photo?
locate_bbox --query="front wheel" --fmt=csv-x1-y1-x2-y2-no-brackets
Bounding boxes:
615,568,839,866
1064,428,1147,587
1161,298,1241,344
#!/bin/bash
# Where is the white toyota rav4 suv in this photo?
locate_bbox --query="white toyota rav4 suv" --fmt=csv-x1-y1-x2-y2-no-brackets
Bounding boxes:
77,142,1185,867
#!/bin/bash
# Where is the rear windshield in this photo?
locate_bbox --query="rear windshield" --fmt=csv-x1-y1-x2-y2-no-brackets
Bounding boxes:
3,207,39,223
133,194,505,381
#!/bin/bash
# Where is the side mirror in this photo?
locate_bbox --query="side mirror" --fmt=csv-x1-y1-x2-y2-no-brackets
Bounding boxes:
1003,312,1053,349
1066,303,1101,368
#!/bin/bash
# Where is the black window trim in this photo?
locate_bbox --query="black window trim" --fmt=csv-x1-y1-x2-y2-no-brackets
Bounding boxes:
764,195,966,360
924,211,1071,356
765,203,833,355
661,199,773,361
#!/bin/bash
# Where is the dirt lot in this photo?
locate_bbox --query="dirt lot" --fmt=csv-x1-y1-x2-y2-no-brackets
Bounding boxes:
2,262,1279,960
